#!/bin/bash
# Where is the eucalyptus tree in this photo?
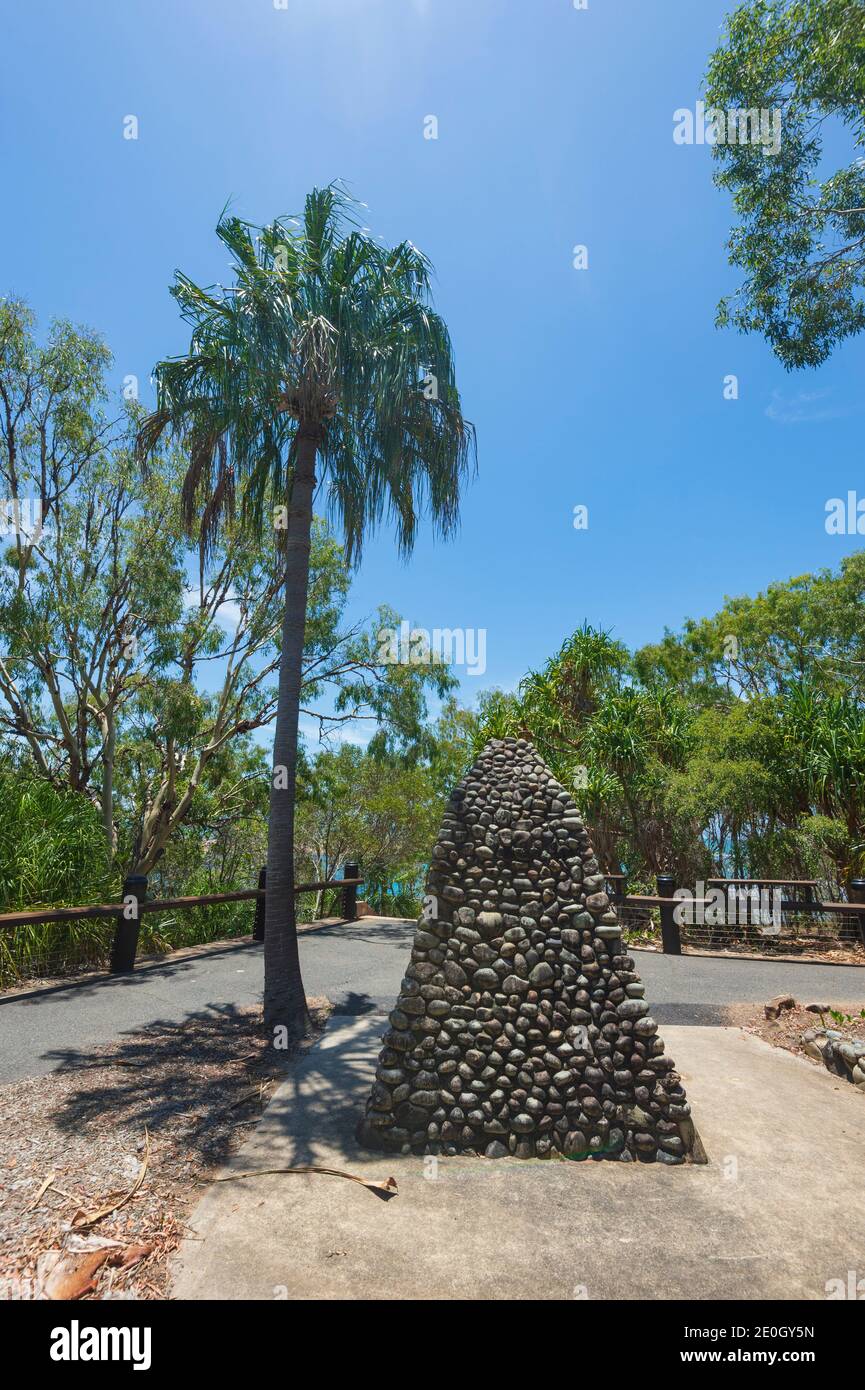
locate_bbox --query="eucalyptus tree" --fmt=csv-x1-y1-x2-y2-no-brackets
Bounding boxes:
0,297,183,854
1,297,459,905
139,187,475,1040
633,555,865,700
0,299,313,873
295,744,440,919
706,0,865,366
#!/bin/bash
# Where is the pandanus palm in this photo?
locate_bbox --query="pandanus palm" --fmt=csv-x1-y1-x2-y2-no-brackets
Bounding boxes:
518,622,627,757
138,187,475,1040
780,680,865,861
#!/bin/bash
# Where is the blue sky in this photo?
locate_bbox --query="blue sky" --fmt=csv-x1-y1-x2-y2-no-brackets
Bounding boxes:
2,0,863,732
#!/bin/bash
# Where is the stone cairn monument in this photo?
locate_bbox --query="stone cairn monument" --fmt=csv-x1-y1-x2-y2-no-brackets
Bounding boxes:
358,737,701,1163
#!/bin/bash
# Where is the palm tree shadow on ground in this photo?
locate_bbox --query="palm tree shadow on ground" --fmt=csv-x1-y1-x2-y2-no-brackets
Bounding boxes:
45,1003,299,1170
45,997,388,1177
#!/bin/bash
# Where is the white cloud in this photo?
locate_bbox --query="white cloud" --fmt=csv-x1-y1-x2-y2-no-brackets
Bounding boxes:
298,719,372,749
764,387,859,425
183,589,243,631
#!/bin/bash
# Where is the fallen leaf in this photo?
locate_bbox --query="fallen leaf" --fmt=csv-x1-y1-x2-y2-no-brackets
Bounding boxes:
110,1243,154,1270
44,1249,111,1300
66,1233,125,1253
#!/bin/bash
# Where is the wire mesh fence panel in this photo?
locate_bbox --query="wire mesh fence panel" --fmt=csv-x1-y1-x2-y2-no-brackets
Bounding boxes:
603,876,660,946
720,883,837,953
678,914,859,954
604,876,865,959
835,910,865,946
675,882,864,956
616,901,661,948
0,918,117,988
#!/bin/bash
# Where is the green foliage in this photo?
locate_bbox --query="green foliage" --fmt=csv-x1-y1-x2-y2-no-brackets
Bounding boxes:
295,743,441,899
0,771,113,909
0,770,115,985
706,0,865,366
0,290,473,984
828,1007,865,1027
634,553,865,700
139,186,475,1034
332,603,459,767
472,559,865,894
427,696,479,796
140,184,476,563
469,689,523,753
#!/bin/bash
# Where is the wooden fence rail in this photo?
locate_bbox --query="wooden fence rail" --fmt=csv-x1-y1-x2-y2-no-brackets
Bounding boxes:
0,866,364,974
609,873,865,955
3,864,865,977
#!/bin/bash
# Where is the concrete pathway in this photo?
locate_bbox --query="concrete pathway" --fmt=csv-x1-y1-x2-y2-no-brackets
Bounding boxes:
2,918,862,1082
172,1017,865,1301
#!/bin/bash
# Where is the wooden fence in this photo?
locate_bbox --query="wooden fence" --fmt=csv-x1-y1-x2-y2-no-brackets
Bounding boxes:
3,863,864,979
605,873,865,954
0,863,363,974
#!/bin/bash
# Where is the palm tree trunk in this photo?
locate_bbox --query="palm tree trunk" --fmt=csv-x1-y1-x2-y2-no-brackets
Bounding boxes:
263,428,318,1041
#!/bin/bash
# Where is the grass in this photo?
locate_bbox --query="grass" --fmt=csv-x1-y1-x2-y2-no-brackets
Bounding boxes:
0,773,117,986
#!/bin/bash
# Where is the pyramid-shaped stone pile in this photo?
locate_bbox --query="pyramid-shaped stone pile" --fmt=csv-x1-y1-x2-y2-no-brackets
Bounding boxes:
357,737,700,1163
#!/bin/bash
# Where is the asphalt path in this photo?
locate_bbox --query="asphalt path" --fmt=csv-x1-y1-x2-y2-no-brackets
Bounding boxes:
1,918,863,1082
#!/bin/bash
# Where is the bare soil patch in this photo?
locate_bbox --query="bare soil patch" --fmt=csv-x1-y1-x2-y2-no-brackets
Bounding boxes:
732,999,865,1065
0,998,330,1300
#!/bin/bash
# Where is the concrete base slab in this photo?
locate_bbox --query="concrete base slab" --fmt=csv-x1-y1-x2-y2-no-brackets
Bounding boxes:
172,1019,865,1301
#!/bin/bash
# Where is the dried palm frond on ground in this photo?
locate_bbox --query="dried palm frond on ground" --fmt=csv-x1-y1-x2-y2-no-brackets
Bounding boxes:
0,998,330,1300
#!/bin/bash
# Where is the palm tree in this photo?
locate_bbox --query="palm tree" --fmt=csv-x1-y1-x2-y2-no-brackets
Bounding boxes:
138,186,475,1041
519,622,627,754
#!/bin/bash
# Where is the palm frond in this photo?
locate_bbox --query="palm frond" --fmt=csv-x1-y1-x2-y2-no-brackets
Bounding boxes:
138,186,475,561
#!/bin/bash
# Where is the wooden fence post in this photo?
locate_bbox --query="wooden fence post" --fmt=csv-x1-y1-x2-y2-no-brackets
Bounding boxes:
110,874,148,974
342,863,359,923
606,872,627,906
656,873,681,955
849,878,865,947
252,866,266,941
